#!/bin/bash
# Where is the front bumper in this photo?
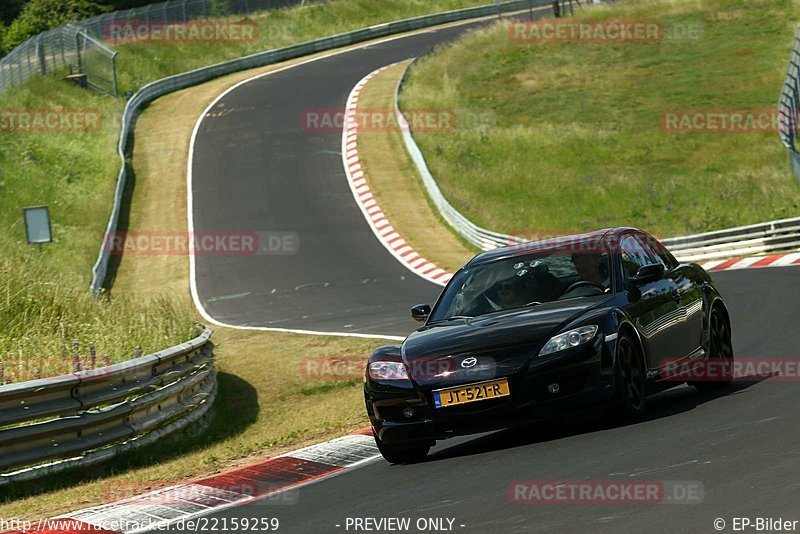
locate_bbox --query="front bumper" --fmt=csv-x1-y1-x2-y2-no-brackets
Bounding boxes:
366,335,615,445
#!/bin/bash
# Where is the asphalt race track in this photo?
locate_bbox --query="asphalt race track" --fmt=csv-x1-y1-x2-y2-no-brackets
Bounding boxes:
174,267,800,533
188,12,800,534
190,17,531,337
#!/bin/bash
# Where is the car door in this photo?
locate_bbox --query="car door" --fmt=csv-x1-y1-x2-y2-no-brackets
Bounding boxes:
649,236,704,358
619,234,681,371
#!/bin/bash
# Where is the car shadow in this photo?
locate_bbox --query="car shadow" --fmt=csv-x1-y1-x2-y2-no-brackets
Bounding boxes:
425,375,771,463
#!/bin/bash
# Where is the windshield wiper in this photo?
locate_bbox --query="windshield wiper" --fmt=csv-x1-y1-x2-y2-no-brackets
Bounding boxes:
523,301,543,307
427,314,473,324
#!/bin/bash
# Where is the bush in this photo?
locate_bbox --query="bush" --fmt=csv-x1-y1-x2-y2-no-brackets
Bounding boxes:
3,0,107,51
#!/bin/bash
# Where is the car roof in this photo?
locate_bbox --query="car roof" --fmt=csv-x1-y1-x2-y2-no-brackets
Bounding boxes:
466,227,642,267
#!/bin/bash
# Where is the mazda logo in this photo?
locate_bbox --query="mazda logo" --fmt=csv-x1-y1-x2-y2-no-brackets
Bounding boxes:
461,357,477,368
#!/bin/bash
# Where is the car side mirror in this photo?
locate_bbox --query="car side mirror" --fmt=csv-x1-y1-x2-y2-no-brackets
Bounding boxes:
630,263,665,286
411,304,431,322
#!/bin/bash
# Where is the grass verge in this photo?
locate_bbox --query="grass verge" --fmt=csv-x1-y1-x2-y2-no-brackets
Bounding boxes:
0,75,196,382
401,0,800,239
111,0,497,95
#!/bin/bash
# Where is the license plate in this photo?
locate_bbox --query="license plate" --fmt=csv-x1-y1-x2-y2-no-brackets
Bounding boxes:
432,379,510,408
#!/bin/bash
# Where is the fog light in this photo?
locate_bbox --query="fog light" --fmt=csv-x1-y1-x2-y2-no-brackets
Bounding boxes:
403,407,415,418
548,383,560,394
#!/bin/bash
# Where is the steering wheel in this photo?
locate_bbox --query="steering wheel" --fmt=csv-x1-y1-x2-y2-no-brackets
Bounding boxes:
562,280,605,295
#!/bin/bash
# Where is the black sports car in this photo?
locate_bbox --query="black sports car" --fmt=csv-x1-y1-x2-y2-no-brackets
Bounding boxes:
364,228,734,463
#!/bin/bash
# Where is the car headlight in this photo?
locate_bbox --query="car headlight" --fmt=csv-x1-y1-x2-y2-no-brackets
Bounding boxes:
538,325,599,357
368,361,409,380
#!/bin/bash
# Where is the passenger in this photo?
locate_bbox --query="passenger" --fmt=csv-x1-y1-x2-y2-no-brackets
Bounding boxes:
469,275,527,314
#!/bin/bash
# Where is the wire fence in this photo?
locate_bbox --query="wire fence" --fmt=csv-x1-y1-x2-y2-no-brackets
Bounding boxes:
0,0,307,96
69,0,306,42
779,27,800,179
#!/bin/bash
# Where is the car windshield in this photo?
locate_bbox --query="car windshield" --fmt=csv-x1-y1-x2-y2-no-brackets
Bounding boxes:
430,252,611,322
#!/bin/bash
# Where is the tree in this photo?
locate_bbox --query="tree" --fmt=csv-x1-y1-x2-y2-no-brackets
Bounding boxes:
0,0,25,26
3,0,108,52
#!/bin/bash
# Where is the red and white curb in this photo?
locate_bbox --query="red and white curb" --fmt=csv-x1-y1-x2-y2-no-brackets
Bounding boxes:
698,252,800,272
10,430,378,533
341,65,453,287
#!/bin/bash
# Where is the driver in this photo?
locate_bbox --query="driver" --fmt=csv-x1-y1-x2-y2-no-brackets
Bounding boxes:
571,253,610,289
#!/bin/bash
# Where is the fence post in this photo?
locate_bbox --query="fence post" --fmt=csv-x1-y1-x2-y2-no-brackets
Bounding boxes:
59,29,67,69
37,37,47,76
182,0,188,22
75,31,83,74
111,51,119,97
25,44,35,81
49,36,57,73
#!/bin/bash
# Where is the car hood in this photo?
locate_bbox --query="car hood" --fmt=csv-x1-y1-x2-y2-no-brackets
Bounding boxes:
402,295,610,387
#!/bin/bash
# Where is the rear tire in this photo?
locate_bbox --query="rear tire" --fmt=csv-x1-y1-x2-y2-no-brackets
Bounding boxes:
611,332,646,422
691,307,734,391
374,432,430,464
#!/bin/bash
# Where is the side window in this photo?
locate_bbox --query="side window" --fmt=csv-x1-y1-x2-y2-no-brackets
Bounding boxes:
648,237,679,270
619,235,655,279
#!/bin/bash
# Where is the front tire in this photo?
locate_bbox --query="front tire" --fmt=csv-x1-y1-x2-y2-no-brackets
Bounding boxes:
374,431,430,464
611,332,646,421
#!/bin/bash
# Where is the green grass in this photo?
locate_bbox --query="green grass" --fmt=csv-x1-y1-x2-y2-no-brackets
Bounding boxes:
401,0,800,238
0,250,195,383
0,78,195,381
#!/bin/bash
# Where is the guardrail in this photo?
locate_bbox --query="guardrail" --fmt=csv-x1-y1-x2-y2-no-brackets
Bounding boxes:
661,217,800,262
89,0,541,295
0,327,214,485
396,62,800,263
779,26,800,179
